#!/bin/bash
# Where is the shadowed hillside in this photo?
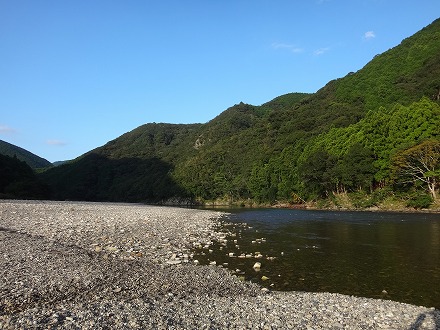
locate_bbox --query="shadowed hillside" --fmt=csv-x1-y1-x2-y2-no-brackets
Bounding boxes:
40,153,188,203
0,154,50,199
0,140,52,169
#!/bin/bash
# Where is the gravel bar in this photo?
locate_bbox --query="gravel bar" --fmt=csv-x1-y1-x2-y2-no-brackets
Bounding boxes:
1,200,439,329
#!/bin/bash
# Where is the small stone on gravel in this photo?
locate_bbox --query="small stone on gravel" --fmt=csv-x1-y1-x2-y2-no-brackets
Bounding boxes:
1,200,439,329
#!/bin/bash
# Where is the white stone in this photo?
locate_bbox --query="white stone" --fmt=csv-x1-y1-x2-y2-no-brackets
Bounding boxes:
166,260,182,265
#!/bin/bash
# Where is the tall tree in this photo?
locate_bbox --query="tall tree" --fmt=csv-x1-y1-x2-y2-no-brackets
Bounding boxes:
299,149,337,198
392,139,440,200
339,143,376,192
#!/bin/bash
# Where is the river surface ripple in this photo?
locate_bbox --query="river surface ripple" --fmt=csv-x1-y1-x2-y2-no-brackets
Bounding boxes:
194,209,440,309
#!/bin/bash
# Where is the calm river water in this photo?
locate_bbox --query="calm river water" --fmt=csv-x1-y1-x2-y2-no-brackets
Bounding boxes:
194,209,440,308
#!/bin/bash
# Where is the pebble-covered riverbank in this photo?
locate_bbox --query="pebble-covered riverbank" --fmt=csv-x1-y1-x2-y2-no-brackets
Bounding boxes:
1,200,439,329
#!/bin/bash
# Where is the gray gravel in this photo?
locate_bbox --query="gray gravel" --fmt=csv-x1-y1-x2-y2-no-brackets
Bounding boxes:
1,200,439,329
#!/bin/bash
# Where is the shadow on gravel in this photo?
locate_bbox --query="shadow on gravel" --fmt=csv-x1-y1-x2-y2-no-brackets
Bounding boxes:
409,309,440,330
0,226,17,233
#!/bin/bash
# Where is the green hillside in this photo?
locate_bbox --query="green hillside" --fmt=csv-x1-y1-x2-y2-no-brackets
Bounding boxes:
42,124,201,202
0,140,52,169
0,154,50,199
40,19,440,208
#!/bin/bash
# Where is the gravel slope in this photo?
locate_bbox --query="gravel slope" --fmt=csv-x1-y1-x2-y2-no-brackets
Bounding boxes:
0,200,439,329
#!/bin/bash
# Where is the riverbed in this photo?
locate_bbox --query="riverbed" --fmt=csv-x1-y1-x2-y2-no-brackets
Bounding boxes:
1,201,439,329
194,209,440,309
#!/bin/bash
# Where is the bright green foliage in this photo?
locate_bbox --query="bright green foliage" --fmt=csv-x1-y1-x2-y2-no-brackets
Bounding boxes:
297,142,376,198
337,143,376,192
334,19,440,112
38,19,440,206
406,192,434,209
299,149,337,199
302,98,440,186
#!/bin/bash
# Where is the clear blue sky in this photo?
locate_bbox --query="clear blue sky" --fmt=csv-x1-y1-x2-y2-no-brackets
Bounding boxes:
1,1,438,162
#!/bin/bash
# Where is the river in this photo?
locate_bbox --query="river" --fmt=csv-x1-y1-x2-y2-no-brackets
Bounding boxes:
194,209,440,309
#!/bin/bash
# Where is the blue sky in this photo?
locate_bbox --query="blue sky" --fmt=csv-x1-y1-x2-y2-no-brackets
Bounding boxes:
0,1,438,162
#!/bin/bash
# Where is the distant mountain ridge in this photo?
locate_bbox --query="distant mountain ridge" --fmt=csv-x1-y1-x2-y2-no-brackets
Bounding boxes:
0,140,52,169
40,18,440,206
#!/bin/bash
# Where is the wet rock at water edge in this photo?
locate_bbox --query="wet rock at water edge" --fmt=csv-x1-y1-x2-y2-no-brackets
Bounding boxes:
253,262,261,270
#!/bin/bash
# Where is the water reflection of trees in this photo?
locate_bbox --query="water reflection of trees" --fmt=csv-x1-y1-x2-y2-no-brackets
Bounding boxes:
275,217,440,308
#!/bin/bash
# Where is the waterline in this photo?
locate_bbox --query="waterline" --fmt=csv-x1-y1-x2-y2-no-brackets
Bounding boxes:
194,209,440,308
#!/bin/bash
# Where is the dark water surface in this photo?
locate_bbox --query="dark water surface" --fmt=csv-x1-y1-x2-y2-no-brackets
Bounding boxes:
194,209,440,308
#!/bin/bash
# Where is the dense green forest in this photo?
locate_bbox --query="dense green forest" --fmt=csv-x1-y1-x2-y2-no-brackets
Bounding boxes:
0,154,50,199
34,18,440,209
0,139,52,169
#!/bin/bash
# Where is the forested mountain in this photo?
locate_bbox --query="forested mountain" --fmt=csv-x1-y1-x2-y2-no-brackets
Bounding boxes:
40,19,440,208
40,124,202,202
0,140,52,169
0,154,50,199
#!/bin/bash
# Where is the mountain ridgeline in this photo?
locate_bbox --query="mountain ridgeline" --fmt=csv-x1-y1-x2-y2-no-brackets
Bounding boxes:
40,19,440,208
0,140,52,169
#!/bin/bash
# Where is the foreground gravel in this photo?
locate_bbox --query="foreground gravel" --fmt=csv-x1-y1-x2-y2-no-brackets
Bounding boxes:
1,200,439,329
